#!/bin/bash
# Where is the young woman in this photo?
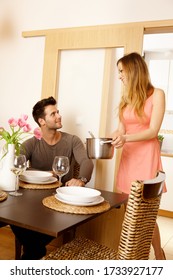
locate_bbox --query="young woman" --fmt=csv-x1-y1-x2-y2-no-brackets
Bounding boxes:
112,52,166,260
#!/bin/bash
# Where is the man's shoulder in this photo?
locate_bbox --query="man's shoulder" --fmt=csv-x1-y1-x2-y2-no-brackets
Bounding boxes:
20,136,40,154
61,132,81,142
23,136,39,146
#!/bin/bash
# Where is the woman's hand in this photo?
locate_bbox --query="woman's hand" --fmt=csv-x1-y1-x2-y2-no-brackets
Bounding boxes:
112,135,126,148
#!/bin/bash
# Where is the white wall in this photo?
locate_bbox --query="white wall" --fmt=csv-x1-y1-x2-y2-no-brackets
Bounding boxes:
57,47,123,189
0,0,173,189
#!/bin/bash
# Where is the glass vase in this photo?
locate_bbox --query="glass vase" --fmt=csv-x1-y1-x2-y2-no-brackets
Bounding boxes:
0,144,16,191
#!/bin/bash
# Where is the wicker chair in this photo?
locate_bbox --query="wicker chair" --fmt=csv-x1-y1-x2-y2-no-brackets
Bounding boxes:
43,170,165,260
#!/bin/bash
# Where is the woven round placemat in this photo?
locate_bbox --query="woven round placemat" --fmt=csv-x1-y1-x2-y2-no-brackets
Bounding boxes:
42,195,110,214
19,180,61,190
0,191,8,202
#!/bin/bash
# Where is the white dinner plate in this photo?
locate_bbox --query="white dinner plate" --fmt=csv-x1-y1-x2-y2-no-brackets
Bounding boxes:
19,176,57,185
21,170,53,182
55,193,104,206
56,186,101,203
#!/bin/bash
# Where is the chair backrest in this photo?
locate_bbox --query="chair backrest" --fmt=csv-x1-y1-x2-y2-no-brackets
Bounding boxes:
73,161,80,179
117,171,165,260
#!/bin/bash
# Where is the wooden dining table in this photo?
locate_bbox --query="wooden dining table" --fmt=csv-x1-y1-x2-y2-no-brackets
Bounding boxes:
0,187,128,238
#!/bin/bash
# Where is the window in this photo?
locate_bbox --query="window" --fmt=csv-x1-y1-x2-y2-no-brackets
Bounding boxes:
145,52,173,111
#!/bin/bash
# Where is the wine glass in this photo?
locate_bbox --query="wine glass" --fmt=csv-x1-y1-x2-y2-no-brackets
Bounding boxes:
52,156,70,186
9,155,27,196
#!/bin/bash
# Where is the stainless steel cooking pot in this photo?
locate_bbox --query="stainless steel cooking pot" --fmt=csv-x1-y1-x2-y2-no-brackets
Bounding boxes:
86,138,114,159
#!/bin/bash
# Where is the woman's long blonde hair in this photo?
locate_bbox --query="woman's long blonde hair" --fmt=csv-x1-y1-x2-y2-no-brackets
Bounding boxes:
117,52,154,120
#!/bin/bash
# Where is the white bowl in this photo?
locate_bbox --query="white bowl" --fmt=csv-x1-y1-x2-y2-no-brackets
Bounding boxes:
21,170,53,182
56,186,101,203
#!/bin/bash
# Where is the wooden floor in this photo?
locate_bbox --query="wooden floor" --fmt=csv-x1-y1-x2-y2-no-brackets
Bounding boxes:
0,225,62,260
0,226,15,259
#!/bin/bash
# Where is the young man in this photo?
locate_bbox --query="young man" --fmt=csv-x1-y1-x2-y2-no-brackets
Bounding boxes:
11,96,94,259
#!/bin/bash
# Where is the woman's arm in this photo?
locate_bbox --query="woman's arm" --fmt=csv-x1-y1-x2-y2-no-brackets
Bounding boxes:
112,88,165,148
111,121,126,138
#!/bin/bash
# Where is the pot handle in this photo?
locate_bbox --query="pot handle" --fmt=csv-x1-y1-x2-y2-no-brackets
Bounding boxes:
100,140,113,145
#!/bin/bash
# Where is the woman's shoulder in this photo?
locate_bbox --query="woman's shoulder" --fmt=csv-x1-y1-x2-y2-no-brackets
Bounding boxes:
152,88,165,101
153,87,165,96
152,88,165,106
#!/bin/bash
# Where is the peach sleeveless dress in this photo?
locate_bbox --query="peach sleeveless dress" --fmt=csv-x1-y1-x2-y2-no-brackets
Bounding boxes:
116,94,166,194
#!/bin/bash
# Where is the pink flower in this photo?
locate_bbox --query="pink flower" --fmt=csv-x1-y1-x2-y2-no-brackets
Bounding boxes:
18,118,27,128
34,127,42,140
0,114,42,155
8,118,18,127
23,124,32,132
21,114,28,121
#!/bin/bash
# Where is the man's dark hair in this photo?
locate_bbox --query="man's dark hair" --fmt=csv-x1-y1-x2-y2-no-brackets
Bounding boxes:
32,96,57,126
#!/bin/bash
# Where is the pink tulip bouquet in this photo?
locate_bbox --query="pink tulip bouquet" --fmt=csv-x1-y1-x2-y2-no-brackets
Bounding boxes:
0,114,42,156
